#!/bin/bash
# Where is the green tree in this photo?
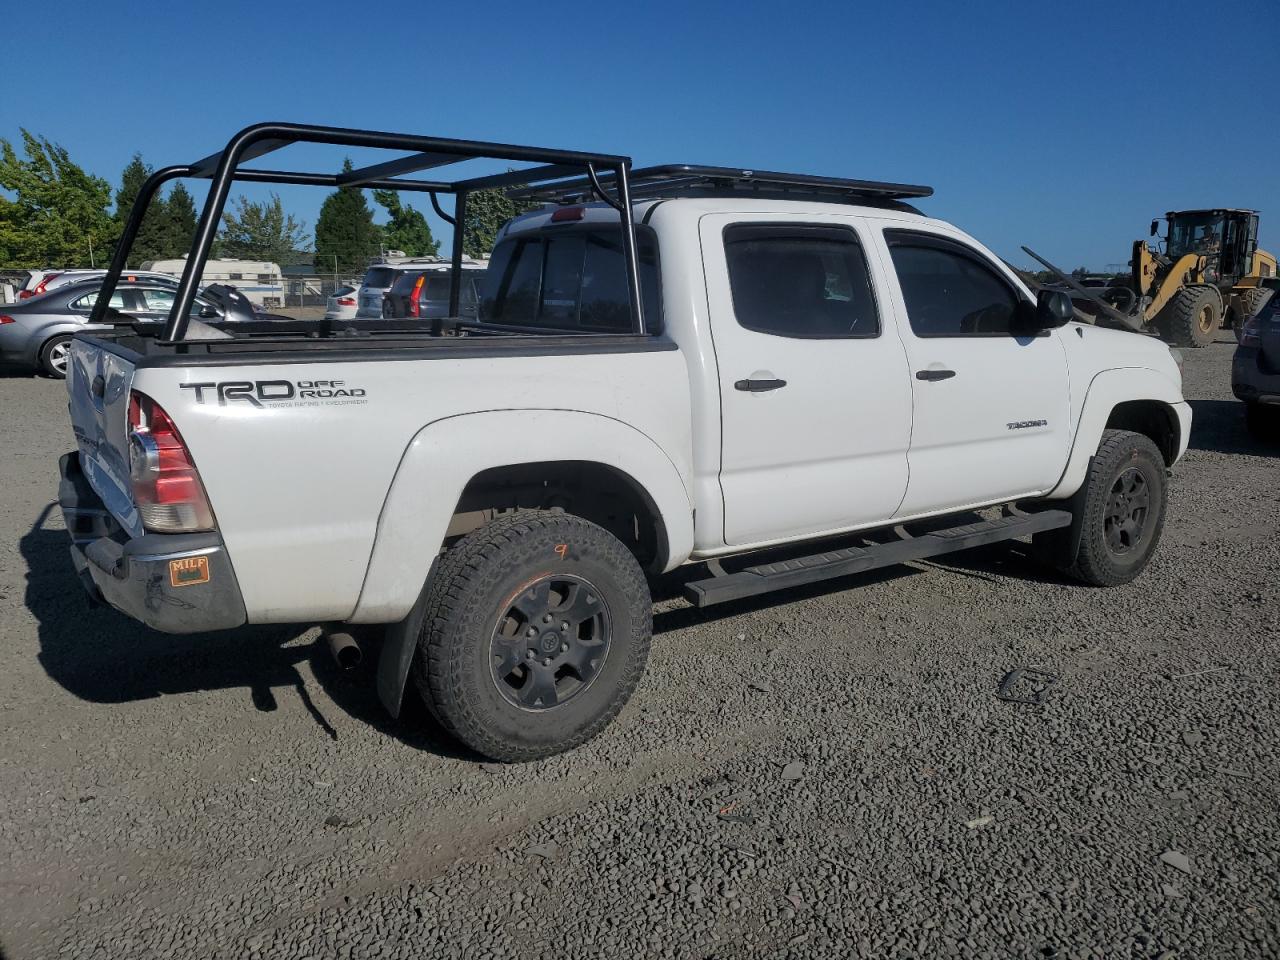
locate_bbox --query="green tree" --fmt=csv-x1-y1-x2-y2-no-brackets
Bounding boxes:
112,153,172,264
215,193,307,264
159,181,198,260
461,187,540,259
314,158,380,275
371,188,439,257
0,129,113,267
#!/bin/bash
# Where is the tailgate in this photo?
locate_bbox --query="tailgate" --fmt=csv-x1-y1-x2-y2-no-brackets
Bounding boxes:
66,338,143,537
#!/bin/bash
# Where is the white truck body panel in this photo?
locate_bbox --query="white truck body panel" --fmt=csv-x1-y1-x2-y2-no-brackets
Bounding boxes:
66,196,1191,629
129,346,691,623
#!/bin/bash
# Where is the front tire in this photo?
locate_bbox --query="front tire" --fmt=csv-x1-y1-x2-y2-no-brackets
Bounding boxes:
412,511,652,762
1158,286,1221,348
1060,430,1168,586
39,335,72,379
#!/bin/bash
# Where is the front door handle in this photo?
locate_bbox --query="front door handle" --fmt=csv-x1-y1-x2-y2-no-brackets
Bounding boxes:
734,378,788,392
915,368,956,382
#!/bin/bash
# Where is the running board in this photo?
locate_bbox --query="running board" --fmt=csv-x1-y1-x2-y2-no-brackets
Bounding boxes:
683,510,1072,608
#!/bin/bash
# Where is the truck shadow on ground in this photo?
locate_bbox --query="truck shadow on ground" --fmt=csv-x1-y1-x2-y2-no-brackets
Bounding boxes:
1186,398,1278,456
20,502,473,758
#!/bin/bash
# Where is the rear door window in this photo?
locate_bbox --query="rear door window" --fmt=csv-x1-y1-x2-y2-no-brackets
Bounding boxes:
722,224,879,338
70,290,126,311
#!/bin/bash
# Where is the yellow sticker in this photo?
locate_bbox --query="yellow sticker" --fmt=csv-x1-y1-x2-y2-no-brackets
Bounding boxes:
169,556,210,588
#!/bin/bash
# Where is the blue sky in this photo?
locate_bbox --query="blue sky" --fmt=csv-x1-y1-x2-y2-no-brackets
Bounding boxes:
2,0,1277,270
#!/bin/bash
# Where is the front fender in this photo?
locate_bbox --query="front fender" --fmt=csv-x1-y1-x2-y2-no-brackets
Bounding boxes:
1046,367,1191,499
349,408,693,625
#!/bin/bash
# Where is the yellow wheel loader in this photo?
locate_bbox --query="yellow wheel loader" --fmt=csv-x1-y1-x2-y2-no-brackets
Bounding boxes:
1025,209,1276,348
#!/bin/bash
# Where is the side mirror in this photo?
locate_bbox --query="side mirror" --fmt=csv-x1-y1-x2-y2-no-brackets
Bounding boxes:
1150,219,1160,237
1035,288,1073,328
198,305,219,319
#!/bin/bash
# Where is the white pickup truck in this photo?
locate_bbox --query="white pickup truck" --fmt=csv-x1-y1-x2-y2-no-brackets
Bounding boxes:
59,125,1191,761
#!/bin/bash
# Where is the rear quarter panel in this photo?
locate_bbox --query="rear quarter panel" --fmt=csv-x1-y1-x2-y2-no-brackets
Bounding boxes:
130,345,692,623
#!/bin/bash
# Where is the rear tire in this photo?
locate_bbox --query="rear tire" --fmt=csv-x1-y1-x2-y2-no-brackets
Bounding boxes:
1158,286,1221,348
412,511,652,762
1058,430,1168,586
38,335,72,379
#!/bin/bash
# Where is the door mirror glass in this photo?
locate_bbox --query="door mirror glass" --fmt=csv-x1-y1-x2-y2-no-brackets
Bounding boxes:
1035,288,1073,328
1150,219,1160,237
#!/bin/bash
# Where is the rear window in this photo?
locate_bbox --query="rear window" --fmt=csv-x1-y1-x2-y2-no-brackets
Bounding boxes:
480,228,661,333
363,267,398,288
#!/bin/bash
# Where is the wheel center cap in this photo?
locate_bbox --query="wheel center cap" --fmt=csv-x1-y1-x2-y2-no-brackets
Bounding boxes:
538,632,561,654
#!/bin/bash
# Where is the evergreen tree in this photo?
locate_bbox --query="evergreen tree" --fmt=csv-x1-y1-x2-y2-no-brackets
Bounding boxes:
112,153,171,264
462,186,539,259
159,181,198,260
372,188,438,257
215,193,307,265
314,158,380,275
0,130,114,267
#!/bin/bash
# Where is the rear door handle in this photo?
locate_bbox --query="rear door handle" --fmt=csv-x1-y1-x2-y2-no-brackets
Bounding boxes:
915,369,956,382
734,378,788,392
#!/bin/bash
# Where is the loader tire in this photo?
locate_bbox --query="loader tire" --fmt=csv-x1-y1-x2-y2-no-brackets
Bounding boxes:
1158,286,1221,348
412,510,651,762
1234,287,1274,344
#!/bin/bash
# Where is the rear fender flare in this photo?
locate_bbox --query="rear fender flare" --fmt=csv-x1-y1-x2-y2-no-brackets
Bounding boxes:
352,408,692,626
358,409,692,718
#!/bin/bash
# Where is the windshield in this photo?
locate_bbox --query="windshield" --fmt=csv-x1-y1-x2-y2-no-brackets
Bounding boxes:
1167,213,1224,258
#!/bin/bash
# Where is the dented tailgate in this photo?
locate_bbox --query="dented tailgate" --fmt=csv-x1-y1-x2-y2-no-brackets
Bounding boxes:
66,338,143,538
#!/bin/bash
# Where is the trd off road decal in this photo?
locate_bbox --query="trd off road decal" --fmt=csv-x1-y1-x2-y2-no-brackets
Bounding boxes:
180,379,368,409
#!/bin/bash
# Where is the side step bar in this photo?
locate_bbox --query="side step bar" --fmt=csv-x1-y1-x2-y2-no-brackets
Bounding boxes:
683,510,1072,608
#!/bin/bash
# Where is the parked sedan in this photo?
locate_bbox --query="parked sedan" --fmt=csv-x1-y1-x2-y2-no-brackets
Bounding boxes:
382,267,485,320
0,278,244,378
1233,292,1280,440
324,284,359,321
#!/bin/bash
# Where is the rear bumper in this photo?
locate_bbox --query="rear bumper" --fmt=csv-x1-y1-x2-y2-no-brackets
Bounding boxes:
59,452,247,634
1232,346,1280,403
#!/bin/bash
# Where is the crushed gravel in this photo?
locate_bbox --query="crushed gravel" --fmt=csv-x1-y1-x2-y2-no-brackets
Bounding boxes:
0,338,1277,959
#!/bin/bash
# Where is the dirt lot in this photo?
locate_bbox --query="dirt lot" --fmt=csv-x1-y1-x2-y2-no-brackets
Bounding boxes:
1,339,1277,960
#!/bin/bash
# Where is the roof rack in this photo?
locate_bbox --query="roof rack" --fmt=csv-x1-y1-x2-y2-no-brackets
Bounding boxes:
512,164,933,208
96,122,648,341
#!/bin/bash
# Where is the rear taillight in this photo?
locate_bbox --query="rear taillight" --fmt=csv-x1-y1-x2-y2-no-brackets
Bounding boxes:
336,297,356,306
0,315,14,325
17,291,33,300
1241,316,1262,347
408,275,426,317
127,391,215,533
32,274,59,297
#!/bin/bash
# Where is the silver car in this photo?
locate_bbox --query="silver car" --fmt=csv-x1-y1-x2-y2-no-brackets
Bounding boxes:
0,278,242,378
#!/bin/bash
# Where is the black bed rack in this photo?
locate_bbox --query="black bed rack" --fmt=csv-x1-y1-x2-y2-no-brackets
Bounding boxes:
94,122,650,341
511,164,933,209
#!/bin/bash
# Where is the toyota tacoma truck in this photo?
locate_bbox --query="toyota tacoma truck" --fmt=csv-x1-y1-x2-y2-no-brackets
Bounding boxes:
58,123,1191,762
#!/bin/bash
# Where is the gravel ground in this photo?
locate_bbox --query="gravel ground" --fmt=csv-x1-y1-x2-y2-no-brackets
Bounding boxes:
1,338,1277,960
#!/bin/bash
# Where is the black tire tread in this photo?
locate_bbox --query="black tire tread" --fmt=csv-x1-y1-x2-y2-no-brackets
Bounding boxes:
1062,429,1167,586
413,510,651,762
1159,286,1220,348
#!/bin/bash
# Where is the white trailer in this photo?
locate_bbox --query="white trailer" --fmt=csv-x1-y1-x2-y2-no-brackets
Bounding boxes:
141,257,284,307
